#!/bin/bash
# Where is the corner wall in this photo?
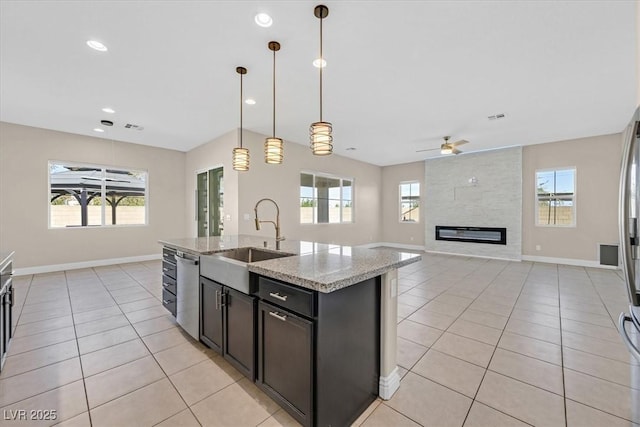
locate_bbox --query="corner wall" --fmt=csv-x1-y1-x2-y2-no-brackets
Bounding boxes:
184,129,240,237
0,122,186,270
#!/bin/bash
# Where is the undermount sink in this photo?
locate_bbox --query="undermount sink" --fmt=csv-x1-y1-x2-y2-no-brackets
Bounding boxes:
200,247,294,294
217,247,293,263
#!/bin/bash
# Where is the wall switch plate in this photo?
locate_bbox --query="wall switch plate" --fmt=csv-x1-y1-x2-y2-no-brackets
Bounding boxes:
243,213,251,221
225,214,231,221
535,245,541,251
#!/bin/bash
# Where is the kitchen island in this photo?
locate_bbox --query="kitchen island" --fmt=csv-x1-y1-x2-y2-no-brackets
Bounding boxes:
159,235,421,426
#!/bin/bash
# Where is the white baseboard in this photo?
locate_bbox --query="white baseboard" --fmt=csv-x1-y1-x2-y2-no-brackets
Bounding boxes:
13,254,162,276
378,366,401,400
425,249,521,262
521,255,619,270
360,242,426,252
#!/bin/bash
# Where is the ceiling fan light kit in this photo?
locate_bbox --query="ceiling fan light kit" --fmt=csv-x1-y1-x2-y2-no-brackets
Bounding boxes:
417,135,469,156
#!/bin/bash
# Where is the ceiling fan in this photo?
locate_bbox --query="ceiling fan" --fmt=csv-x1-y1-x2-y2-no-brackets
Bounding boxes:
416,136,469,155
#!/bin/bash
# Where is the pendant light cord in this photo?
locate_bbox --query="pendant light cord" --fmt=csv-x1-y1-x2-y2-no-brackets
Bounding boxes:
273,48,276,137
319,15,323,122
240,71,243,148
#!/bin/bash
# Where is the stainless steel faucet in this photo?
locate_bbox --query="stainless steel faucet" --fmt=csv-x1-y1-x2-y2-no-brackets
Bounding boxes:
254,198,285,250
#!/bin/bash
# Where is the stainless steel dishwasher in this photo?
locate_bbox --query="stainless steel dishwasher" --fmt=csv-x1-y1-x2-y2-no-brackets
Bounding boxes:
174,251,199,340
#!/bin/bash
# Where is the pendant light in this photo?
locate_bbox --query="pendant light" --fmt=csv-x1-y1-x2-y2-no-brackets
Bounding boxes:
232,66,250,171
265,41,283,164
310,4,332,156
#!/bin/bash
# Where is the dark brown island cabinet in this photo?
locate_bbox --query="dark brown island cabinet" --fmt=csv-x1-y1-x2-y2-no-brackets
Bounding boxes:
200,276,256,380
254,275,381,427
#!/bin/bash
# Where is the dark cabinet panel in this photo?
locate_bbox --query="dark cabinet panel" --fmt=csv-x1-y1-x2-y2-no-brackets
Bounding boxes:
224,288,256,379
200,276,256,380
257,276,315,317
200,277,223,352
162,288,176,317
258,301,313,427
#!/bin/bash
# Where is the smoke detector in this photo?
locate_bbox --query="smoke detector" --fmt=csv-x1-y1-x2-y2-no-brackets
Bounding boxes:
125,123,144,131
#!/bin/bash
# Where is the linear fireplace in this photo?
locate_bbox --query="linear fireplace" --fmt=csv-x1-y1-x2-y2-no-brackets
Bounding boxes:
435,226,507,245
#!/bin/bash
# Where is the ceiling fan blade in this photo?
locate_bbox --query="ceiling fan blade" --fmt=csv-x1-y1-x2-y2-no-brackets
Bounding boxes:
451,139,469,147
416,147,440,153
452,147,462,155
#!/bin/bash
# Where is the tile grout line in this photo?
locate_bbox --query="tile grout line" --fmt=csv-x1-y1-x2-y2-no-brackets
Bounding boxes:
63,270,94,427
93,264,204,426
459,260,534,426
555,264,570,427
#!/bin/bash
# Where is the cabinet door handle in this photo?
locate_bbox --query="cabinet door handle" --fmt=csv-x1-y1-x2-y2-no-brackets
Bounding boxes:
162,282,170,288
162,267,169,272
269,292,288,302
269,311,287,322
215,290,220,310
162,299,171,304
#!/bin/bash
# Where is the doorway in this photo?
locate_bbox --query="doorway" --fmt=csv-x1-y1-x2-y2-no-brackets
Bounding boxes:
197,167,224,237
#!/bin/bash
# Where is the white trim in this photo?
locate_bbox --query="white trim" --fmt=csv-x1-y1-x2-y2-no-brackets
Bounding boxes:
521,254,620,270
13,254,161,276
358,242,426,251
378,366,401,400
425,249,521,262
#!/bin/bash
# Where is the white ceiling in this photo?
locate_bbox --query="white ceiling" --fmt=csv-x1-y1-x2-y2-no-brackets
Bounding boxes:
0,1,637,166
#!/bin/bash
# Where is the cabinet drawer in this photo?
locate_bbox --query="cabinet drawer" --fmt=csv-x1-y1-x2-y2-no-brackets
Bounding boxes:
162,288,176,317
162,247,177,264
162,275,176,296
162,260,176,280
258,276,315,318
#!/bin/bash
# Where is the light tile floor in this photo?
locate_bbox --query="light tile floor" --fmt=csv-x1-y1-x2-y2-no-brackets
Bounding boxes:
1,254,639,426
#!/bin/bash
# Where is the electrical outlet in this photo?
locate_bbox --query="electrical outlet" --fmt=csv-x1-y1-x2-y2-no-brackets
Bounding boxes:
535,245,541,251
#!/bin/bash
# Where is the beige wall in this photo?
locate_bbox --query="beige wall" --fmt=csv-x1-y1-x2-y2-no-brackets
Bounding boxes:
184,129,240,237
522,133,622,261
380,161,425,246
0,122,186,269
236,130,383,245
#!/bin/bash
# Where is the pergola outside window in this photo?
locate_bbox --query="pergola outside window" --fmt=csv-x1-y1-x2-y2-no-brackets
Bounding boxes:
49,162,147,228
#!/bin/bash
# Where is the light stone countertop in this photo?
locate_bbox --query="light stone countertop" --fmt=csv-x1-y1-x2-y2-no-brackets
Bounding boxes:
158,235,421,293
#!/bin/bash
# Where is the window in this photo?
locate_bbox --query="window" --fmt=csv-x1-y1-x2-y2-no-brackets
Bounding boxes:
536,168,575,226
300,172,353,224
49,161,147,228
400,181,420,223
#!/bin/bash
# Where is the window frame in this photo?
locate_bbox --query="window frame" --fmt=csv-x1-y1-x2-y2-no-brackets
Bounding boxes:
535,167,576,228
299,171,354,225
399,181,420,224
48,160,149,229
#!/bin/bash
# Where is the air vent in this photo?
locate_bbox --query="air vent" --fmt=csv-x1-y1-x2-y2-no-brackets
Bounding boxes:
124,123,144,131
488,113,506,121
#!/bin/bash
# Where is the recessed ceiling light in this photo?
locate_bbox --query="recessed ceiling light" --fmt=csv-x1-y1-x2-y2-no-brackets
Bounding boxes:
93,128,105,133
254,13,273,27
86,40,108,52
313,58,327,68
245,98,256,105
102,107,115,114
